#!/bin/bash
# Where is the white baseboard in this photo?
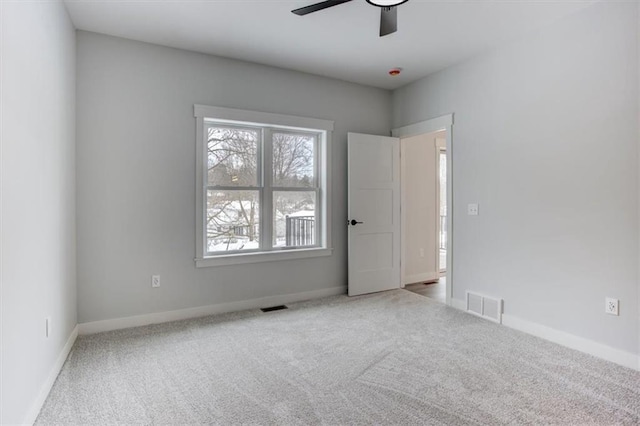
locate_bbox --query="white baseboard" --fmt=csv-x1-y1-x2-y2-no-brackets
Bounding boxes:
449,298,638,371
79,286,346,335
501,314,639,371
403,272,439,286
450,298,466,311
24,324,79,425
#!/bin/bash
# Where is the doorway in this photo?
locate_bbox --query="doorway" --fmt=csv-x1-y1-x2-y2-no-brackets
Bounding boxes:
399,130,448,303
346,114,453,302
391,114,453,305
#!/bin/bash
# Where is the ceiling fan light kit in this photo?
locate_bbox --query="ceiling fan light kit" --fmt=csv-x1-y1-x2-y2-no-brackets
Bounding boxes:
292,0,409,37
366,0,409,8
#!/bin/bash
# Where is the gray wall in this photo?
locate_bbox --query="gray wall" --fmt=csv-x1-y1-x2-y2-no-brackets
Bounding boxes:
0,2,77,423
393,1,639,355
76,32,391,323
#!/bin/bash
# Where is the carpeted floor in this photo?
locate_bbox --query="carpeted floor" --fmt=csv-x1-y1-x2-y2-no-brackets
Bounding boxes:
37,290,640,425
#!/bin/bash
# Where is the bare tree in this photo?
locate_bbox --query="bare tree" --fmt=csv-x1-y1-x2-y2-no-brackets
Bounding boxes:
206,129,316,251
207,127,257,186
272,133,314,187
206,127,259,250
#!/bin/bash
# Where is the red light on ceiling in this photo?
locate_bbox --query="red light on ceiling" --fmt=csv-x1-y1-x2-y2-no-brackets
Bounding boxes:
388,68,402,76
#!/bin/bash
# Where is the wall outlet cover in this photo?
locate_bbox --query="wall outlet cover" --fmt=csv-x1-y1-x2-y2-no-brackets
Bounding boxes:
605,297,619,316
467,203,479,216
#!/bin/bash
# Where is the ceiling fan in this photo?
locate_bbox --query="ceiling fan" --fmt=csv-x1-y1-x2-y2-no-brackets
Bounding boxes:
292,0,409,37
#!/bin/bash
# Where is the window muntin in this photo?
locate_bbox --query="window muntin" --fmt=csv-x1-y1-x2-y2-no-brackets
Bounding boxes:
203,121,324,257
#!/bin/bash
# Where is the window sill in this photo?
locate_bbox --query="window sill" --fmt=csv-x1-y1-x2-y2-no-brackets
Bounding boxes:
195,247,333,268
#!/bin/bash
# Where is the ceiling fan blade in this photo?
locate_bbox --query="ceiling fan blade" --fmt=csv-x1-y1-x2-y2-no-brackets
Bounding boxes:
380,7,397,37
292,0,353,16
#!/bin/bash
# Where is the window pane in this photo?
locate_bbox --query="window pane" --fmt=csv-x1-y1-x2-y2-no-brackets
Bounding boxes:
206,190,260,253
207,127,259,186
272,132,315,187
273,191,316,247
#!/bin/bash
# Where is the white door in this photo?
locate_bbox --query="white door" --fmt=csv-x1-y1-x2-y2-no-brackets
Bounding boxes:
348,132,401,296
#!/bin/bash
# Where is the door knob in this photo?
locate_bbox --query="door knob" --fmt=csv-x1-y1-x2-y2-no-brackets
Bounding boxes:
349,219,364,226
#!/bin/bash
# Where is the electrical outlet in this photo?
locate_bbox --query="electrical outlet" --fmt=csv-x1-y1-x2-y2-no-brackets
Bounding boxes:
467,203,479,216
45,317,51,338
605,298,619,316
151,275,161,288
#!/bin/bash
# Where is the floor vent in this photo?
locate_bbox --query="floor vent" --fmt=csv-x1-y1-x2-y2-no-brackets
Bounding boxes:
466,291,503,324
260,305,288,313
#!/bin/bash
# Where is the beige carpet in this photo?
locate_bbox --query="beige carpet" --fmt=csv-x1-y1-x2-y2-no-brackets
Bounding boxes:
37,290,640,425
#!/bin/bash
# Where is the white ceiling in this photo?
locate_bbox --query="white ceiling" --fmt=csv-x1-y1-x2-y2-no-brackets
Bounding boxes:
63,0,595,90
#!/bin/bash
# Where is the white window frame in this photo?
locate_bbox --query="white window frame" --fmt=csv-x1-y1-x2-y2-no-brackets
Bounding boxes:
194,105,333,267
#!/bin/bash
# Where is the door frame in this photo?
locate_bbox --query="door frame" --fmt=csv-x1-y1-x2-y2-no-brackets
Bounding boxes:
392,114,454,306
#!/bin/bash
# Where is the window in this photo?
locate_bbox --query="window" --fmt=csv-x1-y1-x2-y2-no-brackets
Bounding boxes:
194,105,333,267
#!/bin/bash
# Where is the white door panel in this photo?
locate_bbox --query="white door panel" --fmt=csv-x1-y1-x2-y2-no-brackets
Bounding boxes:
348,132,400,296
